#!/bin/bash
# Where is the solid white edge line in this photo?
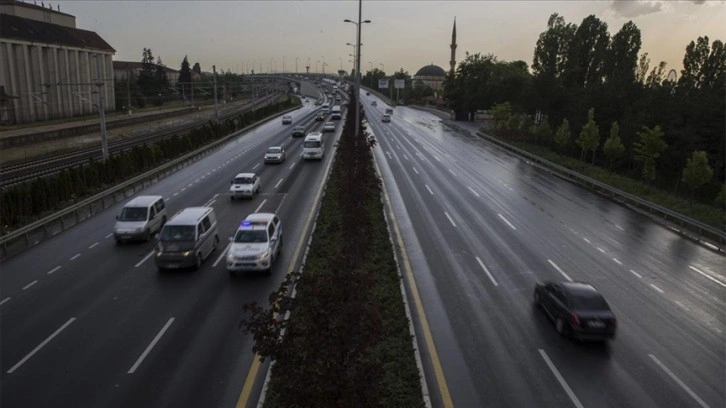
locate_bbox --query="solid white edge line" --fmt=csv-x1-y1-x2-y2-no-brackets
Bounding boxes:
47,266,61,275
70,253,81,261
649,354,711,408
649,284,665,294
135,250,155,268
538,349,584,408
444,211,457,228
497,214,517,230
548,259,573,282
22,280,38,290
425,185,434,195
128,317,175,374
274,178,283,189
88,242,99,249
255,199,267,213
689,265,726,288
0,297,11,306
475,257,499,286
7,317,76,374
629,269,643,278
467,186,480,197
213,243,231,267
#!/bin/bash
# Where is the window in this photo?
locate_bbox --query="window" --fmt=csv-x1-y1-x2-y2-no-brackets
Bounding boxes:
234,229,268,243
161,226,195,241
202,216,212,231
119,207,148,221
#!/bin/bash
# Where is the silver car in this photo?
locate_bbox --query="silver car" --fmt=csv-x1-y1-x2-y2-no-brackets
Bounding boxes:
264,146,286,164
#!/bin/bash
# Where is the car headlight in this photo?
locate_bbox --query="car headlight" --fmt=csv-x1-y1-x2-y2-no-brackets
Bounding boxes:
182,251,191,257
256,251,269,260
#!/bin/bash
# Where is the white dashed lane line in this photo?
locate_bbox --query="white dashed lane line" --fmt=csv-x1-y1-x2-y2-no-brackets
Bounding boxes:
467,186,480,197
689,265,726,288
22,280,38,290
649,354,711,408
444,211,457,228
448,168,457,176
497,214,517,230
88,242,99,249
213,244,231,267
548,260,572,282
649,284,665,294
254,199,267,213
47,266,61,275
128,318,175,374
7,317,76,374
0,297,11,306
135,251,155,268
539,349,584,408
412,167,419,175
425,185,434,195
596,247,606,254
105,233,113,239
583,238,591,244
475,257,498,286
274,179,283,189
630,269,643,279
612,258,622,265
70,253,81,261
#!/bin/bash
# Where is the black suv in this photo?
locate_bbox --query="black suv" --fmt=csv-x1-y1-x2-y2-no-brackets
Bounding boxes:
291,126,305,138
314,113,325,122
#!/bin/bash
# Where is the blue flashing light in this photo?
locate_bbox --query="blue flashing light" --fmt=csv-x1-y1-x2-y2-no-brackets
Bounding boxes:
241,220,252,227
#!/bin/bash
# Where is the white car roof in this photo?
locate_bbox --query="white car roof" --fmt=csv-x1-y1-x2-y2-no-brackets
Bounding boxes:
234,172,256,178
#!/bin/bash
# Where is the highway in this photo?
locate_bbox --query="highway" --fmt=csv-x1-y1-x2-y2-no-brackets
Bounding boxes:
0,83,341,408
363,94,725,408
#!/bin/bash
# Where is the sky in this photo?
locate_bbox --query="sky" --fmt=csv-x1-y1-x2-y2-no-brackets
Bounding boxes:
54,0,725,77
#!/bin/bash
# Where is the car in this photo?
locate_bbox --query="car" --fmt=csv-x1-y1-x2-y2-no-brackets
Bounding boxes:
534,281,617,341
226,212,283,276
292,125,306,137
229,173,261,200
371,100,377,106
281,115,292,125
322,121,335,132
264,146,286,164
385,108,393,115
381,114,391,123
314,112,325,122
155,207,219,271
366,92,370,96
114,196,167,243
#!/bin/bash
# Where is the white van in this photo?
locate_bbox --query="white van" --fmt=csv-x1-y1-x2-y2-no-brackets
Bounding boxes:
331,105,341,120
114,195,167,243
302,132,324,160
155,207,219,271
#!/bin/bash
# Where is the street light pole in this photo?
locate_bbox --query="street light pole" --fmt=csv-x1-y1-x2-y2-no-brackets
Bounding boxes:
92,54,109,161
345,8,370,138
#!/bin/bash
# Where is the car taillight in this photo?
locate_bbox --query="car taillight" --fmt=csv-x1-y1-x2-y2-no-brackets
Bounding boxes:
569,313,581,326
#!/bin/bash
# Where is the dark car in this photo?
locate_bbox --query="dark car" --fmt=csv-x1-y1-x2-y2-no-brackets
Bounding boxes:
291,126,306,137
314,112,325,122
534,281,617,341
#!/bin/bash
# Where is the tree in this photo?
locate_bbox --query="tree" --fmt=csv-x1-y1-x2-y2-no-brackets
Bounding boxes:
603,122,625,170
535,116,553,145
532,13,577,79
137,48,156,97
554,118,571,151
575,108,600,163
491,102,512,132
561,15,610,88
681,151,713,203
192,62,202,77
605,21,641,87
179,56,192,100
633,125,667,184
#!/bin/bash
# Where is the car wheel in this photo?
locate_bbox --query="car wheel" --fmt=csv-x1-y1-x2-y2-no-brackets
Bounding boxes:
555,318,567,337
265,268,272,277
144,229,151,242
213,235,219,251
229,269,238,278
194,253,202,270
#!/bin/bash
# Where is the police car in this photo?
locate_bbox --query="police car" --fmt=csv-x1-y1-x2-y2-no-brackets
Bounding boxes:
226,213,283,276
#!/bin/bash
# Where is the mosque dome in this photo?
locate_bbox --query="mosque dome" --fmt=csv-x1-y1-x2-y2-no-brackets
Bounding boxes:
415,64,447,77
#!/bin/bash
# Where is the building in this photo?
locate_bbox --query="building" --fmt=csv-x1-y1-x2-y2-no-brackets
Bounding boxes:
0,0,115,124
411,18,457,99
113,61,180,86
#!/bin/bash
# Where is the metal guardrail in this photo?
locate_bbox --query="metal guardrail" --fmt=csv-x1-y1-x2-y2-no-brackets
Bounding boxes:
0,103,301,261
475,130,725,251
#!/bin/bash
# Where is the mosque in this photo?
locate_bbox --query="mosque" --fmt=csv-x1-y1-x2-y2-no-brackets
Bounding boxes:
411,18,456,103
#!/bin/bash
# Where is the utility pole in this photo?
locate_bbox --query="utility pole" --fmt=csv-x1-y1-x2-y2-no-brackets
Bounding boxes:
213,65,219,123
126,69,131,115
355,0,362,139
93,54,109,161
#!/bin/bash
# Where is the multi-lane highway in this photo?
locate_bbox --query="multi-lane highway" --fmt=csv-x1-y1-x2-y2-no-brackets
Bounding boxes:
0,86,343,408
363,94,724,408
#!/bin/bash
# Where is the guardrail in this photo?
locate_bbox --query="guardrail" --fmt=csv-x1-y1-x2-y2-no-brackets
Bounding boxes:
0,103,301,261
473,130,725,251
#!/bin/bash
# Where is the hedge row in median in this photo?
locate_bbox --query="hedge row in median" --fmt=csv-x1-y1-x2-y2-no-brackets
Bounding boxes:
241,96,425,407
0,96,299,235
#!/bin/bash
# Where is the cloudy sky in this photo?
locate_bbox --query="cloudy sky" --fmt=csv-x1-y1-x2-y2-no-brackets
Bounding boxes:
55,0,725,76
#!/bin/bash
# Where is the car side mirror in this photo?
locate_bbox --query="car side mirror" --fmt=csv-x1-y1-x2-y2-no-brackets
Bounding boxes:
228,237,234,242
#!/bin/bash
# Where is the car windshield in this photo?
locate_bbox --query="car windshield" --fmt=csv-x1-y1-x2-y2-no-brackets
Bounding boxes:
118,207,148,221
234,229,268,243
234,177,252,184
571,294,609,310
267,147,282,154
304,141,321,148
160,225,195,242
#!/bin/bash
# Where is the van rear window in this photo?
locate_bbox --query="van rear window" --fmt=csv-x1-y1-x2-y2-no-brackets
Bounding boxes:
304,141,322,148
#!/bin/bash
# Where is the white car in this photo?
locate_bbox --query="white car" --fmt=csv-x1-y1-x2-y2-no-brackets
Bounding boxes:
226,213,283,276
229,173,260,200
382,114,391,123
264,146,286,164
281,115,292,125
322,122,335,132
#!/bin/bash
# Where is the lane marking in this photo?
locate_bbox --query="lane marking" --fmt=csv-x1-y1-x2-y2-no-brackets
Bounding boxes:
128,318,175,374
274,178,283,189
649,284,665,294
180,187,186,192
70,253,81,261
187,183,193,188
135,251,155,268
252,163,260,170
467,186,480,197
289,161,296,170
475,257,499,286
444,211,457,228
173,192,179,197
615,224,624,231
255,199,267,213
7,317,76,374
583,238,591,244
47,266,61,275
22,280,38,290
630,269,643,279
675,300,689,310
434,156,441,162
386,151,393,159
596,247,606,254
0,297,11,306
413,167,419,175
448,168,457,176
403,154,409,161
425,185,434,195
88,242,99,249
213,243,231,267
539,349,584,408
498,214,517,230
689,265,726,288
612,258,622,265
649,354,711,408
548,260,572,282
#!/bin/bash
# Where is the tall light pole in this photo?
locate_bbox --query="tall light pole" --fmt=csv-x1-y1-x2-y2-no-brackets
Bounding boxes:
379,62,384,72
345,12,371,138
91,54,109,161
316,60,320,73
295,56,299,73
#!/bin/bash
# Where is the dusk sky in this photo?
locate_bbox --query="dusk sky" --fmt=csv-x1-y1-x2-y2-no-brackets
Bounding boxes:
56,1,725,76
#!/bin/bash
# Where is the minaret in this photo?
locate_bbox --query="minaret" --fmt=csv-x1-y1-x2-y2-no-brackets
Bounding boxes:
449,17,457,75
